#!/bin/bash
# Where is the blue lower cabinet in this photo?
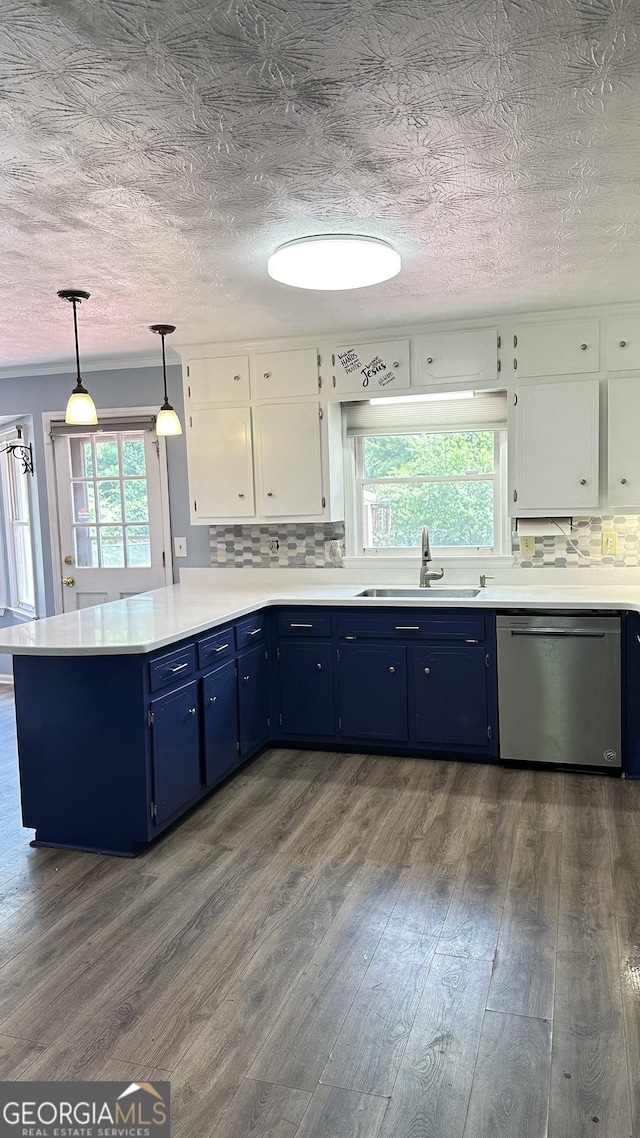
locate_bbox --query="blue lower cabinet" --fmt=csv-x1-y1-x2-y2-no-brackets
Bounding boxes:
278,641,334,737
413,645,490,748
202,659,240,786
338,642,408,741
150,679,202,825
238,644,270,756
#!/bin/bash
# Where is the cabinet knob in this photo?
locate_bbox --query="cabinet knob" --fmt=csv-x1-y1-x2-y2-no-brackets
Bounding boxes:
243,674,250,681
389,666,396,674
393,360,400,368
580,478,587,485
233,374,241,381
263,371,271,378
267,491,273,496
209,696,217,703
580,343,588,350
238,492,245,498
426,356,433,364
619,340,627,348
316,662,322,670
622,478,628,484
424,667,431,675
188,707,197,716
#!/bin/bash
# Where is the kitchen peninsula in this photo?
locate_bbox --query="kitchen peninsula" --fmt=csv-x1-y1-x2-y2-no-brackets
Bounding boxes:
3,568,640,856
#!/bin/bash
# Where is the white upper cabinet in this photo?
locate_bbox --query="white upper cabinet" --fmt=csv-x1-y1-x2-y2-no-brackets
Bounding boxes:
605,318,640,372
330,338,410,397
415,328,498,386
253,402,323,517
511,380,600,514
187,405,255,520
252,348,319,400
185,354,250,404
607,379,640,507
512,320,600,377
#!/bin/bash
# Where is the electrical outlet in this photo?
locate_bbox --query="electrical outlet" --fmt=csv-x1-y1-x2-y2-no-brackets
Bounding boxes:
325,539,342,562
173,537,187,558
519,535,535,557
602,531,618,556
268,538,280,555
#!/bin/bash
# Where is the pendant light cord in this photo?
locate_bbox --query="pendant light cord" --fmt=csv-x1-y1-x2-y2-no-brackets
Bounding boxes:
161,331,169,403
71,297,82,382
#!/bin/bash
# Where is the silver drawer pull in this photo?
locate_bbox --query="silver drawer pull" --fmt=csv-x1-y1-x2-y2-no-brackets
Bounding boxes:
345,635,356,640
170,662,189,673
389,666,396,674
188,707,197,715
214,643,229,652
291,623,313,628
465,639,479,644
511,628,604,638
396,625,420,630
249,627,262,636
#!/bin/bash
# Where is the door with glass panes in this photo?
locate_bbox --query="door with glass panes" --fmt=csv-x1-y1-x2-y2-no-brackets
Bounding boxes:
52,427,170,611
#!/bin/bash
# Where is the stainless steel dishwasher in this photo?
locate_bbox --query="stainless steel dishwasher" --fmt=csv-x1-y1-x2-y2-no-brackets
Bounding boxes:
496,613,621,768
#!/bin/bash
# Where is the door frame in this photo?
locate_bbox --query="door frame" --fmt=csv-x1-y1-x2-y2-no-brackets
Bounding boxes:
43,407,173,615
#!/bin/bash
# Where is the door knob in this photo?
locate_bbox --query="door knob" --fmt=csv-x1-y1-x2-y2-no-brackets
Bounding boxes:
62,576,75,587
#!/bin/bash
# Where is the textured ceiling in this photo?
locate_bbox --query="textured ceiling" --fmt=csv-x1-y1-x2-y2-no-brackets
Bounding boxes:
1,0,640,367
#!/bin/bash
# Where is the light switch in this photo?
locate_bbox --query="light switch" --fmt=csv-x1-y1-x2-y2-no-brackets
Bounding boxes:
519,535,535,557
174,537,188,558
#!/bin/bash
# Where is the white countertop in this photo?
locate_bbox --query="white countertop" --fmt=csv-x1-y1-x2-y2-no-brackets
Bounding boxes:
2,569,640,656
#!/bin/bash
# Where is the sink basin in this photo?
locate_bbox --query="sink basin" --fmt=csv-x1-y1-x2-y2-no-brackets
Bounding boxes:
357,587,481,599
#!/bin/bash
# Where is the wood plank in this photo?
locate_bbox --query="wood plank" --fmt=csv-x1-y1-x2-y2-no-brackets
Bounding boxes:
294,1085,389,1138
607,777,640,919
520,767,565,832
614,915,640,1138
411,759,488,870
549,880,633,1138
462,1011,552,1138
209,1079,310,1138
561,773,613,888
0,1033,46,1078
248,862,406,1091
487,823,561,1019
437,767,525,960
367,760,453,866
378,954,492,1138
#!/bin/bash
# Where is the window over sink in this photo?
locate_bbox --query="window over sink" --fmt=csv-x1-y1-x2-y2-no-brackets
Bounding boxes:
344,390,508,558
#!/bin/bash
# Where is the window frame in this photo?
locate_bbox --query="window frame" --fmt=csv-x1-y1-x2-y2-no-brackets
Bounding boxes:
0,424,37,615
345,426,509,560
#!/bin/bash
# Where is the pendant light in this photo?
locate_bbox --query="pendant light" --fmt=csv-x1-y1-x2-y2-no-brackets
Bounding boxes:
150,324,182,436
58,289,98,424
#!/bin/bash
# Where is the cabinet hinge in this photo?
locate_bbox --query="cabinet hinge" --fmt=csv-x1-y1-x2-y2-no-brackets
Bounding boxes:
276,646,280,659
487,725,492,740
497,359,501,372
189,415,193,427
332,353,335,366
336,648,340,661
513,393,517,405
264,649,268,660
332,375,336,388
267,717,271,728
317,353,322,367
236,740,240,752
497,335,501,349
513,334,518,348
318,376,322,390
188,384,191,398
319,407,323,420
485,652,490,668
234,666,238,677
338,716,342,730
186,364,190,377
513,490,518,502
148,709,154,727
322,496,326,509
194,499,197,512
513,358,518,370
279,713,283,726
151,801,157,818
162,550,166,568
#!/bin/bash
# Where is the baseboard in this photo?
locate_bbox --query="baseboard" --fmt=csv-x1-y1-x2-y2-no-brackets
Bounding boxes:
0,673,14,685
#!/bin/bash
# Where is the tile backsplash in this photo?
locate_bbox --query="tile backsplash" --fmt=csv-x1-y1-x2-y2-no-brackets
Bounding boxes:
210,523,346,568
515,515,640,567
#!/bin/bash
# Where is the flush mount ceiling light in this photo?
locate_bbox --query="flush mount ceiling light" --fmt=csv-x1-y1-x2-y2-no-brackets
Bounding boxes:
150,324,182,436
57,289,98,425
267,234,401,290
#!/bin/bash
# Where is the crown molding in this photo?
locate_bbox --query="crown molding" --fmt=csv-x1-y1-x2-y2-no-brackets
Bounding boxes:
0,348,182,382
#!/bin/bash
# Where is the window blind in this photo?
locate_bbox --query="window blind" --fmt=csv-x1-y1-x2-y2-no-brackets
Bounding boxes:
49,415,156,437
344,391,507,436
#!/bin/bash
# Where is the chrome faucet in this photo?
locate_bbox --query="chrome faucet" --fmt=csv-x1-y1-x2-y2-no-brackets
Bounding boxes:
419,527,444,587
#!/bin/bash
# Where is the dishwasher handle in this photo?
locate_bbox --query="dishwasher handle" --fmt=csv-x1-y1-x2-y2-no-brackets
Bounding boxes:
508,628,606,638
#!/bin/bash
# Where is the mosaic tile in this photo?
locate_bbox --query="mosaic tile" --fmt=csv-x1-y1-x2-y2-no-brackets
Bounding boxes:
513,514,640,567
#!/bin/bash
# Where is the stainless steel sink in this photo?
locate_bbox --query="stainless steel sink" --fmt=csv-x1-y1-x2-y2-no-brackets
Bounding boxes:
357,587,481,599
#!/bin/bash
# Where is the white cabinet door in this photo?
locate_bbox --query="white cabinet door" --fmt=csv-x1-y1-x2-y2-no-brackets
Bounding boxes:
254,402,323,517
330,339,410,397
512,380,600,513
185,355,250,404
513,321,600,377
605,318,640,372
415,328,498,385
188,406,254,519
608,379,640,507
252,348,319,400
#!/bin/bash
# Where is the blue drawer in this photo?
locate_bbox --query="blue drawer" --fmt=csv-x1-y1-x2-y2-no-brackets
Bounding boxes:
336,610,486,643
235,614,266,651
276,609,332,638
198,628,234,669
150,643,197,691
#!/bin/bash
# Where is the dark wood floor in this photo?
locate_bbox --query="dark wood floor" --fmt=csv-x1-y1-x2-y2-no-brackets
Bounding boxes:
0,685,639,1137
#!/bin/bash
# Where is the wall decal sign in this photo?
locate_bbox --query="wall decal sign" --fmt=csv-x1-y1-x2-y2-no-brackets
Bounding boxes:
337,348,397,389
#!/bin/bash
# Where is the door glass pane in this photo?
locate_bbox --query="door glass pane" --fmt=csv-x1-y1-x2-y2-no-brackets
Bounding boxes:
70,437,94,478
122,436,146,477
126,525,151,567
363,480,494,547
72,482,96,524
100,526,125,567
95,437,120,478
74,526,99,567
97,480,123,522
123,479,149,522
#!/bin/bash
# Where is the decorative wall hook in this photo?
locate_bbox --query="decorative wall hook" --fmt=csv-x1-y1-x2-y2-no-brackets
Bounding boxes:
1,431,34,475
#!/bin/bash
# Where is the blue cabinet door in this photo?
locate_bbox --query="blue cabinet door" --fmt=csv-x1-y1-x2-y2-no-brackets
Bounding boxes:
413,645,489,747
238,644,270,757
338,643,408,741
151,679,201,824
278,641,334,737
202,659,240,786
